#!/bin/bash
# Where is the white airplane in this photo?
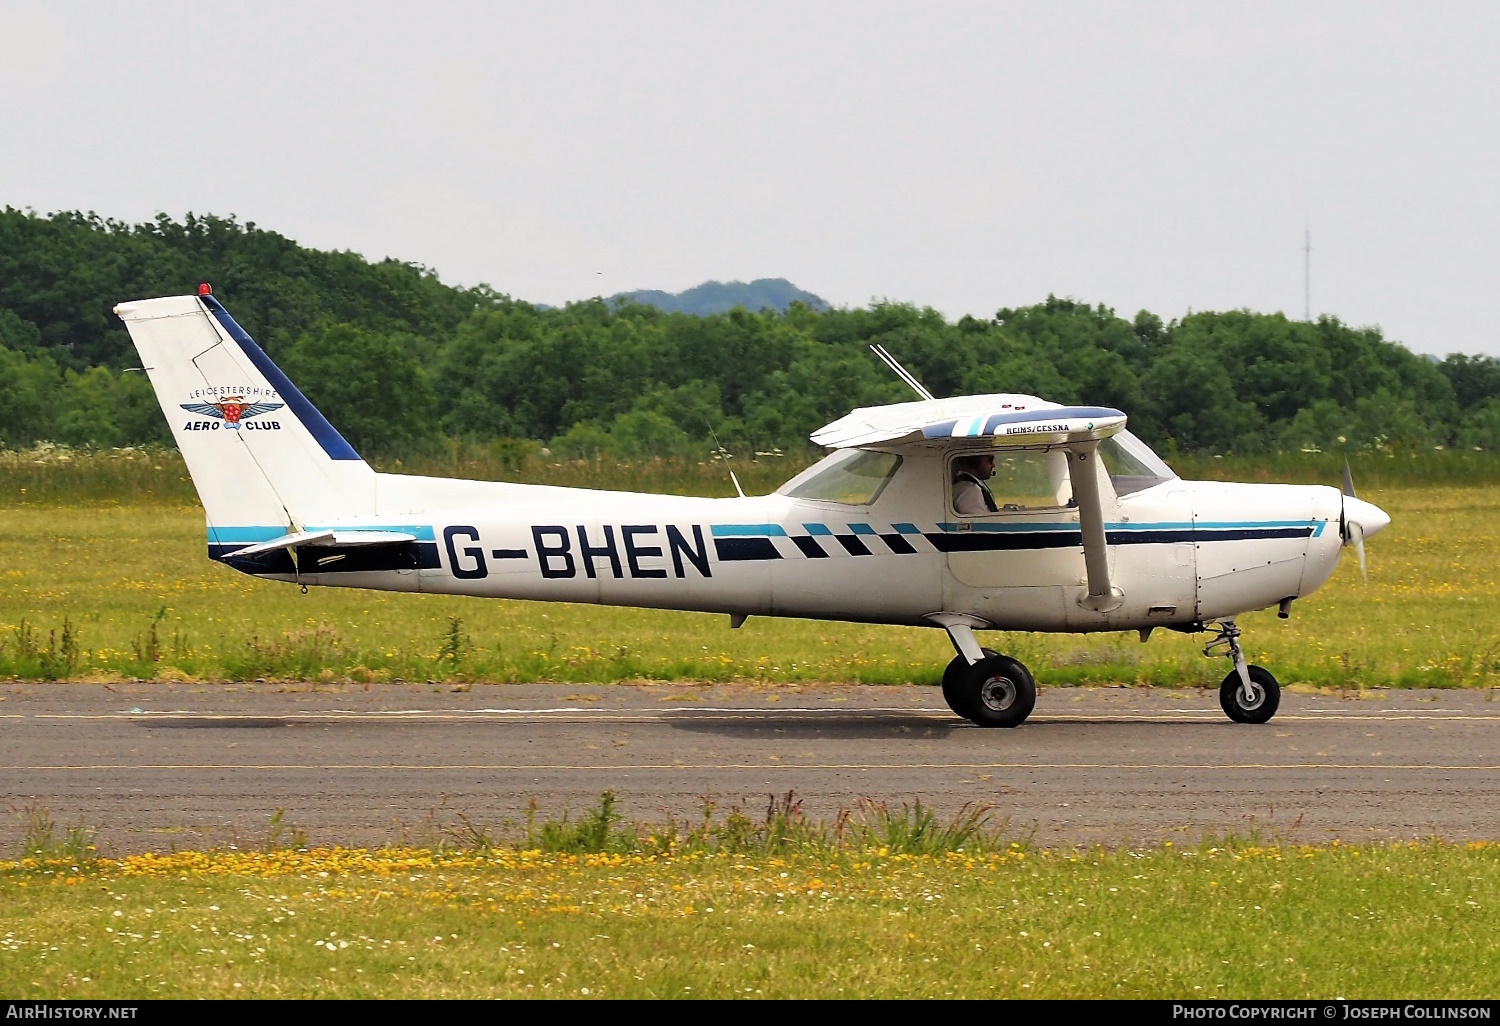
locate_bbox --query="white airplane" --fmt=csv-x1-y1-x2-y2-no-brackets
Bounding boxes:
116,288,1390,728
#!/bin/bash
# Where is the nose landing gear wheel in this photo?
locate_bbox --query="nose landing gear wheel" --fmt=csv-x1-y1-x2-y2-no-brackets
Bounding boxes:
941,649,997,720
1219,664,1280,724
960,654,1036,728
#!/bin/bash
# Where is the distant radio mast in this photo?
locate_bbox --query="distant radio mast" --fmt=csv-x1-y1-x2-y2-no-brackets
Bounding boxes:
1303,220,1311,321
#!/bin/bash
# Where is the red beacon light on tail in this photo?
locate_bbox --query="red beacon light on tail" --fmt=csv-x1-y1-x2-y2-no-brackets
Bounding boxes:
198,282,212,296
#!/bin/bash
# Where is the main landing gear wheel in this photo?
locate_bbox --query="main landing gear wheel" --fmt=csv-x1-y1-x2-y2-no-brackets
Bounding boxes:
1219,665,1280,724
959,654,1036,728
941,649,997,719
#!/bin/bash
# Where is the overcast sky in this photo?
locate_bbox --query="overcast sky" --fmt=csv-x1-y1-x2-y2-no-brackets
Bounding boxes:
2,2,1497,355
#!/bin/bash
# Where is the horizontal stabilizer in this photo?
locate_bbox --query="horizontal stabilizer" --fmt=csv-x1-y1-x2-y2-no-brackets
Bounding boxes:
229,529,417,558
320,531,421,546
230,530,334,557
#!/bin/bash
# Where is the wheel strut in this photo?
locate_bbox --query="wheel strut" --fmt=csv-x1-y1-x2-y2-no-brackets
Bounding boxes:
1204,620,1255,705
927,612,989,666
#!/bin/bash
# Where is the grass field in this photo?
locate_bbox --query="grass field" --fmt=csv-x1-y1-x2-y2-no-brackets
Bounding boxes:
5,449,1499,1001
2,448,1498,687
3,836,1497,999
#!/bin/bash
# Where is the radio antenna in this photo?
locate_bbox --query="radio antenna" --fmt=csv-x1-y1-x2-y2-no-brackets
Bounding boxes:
706,423,746,498
869,343,936,401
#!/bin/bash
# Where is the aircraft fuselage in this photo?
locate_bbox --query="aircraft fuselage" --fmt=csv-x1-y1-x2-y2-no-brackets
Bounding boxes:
218,461,1347,633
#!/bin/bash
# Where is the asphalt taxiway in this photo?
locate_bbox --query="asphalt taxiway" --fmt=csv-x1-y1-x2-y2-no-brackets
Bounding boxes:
3,681,1498,852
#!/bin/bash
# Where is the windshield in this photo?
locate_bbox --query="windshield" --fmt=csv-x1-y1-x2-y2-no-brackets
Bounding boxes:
1098,431,1177,495
779,449,903,505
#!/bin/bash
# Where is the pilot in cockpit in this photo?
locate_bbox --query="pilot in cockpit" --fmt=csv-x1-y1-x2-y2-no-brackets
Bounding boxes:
952,453,999,514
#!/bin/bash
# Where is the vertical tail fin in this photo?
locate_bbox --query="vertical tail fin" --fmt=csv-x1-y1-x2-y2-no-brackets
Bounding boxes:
115,293,376,548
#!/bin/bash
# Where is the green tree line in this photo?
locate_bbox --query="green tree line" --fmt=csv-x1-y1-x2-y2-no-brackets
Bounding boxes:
2,207,1498,458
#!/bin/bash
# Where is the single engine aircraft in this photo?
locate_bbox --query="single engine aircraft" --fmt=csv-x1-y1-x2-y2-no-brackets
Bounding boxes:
116,288,1390,728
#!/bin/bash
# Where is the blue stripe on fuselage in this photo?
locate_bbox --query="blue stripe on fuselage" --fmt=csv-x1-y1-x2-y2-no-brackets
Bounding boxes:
205,518,1324,573
936,519,1322,535
710,524,787,537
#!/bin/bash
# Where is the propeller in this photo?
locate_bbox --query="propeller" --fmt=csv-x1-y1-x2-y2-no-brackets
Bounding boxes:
1339,459,1390,582
1345,516,1367,582
1340,459,1366,581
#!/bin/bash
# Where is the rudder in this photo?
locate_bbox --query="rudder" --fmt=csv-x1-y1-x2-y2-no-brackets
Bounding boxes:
115,292,376,548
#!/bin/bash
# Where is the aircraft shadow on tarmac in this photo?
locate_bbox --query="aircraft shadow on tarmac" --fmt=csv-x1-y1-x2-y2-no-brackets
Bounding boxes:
130,712,1234,738
662,712,966,740
662,712,1240,739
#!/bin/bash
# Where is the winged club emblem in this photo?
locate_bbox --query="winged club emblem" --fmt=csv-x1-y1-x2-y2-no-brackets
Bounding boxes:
179,396,285,428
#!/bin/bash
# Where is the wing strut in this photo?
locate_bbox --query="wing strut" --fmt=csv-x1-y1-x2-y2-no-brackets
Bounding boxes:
1066,442,1123,612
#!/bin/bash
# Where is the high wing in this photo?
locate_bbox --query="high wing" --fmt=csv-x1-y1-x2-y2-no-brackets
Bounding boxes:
811,393,1128,612
810,394,1127,451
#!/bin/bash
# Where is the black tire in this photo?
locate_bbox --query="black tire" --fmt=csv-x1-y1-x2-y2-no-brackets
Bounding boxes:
941,649,998,720
960,654,1036,728
1219,664,1280,724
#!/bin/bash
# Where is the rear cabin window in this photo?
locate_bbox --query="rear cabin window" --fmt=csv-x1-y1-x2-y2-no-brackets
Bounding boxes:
781,449,902,505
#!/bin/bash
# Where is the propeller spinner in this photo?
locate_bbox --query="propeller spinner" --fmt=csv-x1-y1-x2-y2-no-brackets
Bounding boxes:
1340,459,1391,581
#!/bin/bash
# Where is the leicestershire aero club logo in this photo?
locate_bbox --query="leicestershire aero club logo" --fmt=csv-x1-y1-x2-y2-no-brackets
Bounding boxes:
179,396,285,428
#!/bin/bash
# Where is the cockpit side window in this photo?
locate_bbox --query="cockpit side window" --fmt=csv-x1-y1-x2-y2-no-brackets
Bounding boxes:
780,449,903,505
950,448,1072,516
